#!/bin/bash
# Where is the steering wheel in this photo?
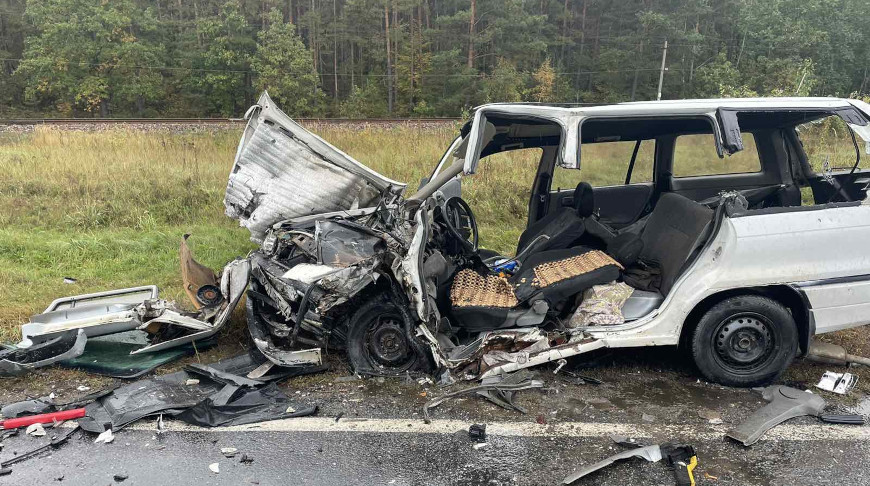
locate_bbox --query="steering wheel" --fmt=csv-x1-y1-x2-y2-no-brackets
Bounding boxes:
442,197,479,253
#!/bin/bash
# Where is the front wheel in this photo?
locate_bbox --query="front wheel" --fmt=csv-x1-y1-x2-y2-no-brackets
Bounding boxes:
691,295,798,387
346,294,434,376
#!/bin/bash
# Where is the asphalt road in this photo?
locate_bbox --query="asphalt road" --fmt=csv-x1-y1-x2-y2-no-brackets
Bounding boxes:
1,349,868,486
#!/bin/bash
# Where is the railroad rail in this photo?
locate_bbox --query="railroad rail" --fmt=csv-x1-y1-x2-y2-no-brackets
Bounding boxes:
0,117,460,125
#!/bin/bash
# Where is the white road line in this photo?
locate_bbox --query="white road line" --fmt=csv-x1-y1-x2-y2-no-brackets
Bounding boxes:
124,417,870,442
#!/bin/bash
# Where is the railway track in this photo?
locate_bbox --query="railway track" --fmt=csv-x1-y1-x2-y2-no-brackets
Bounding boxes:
0,117,460,125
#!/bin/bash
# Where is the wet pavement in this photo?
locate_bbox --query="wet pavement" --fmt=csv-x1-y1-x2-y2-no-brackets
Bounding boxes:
1,348,868,485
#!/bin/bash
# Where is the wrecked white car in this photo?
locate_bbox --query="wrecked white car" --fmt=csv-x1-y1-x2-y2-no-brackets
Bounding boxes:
230,93,870,387
7,93,870,388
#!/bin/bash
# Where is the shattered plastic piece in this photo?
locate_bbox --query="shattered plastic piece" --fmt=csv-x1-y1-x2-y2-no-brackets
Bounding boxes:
0,329,88,376
815,371,858,395
25,423,46,437
423,377,543,423
209,463,220,474
185,363,265,388
186,379,201,386
94,429,115,444
113,473,129,482
473,442,488,450
76,386,91,392
0,396,55,419
176,383,317,428
79,354,322,433
221,447,238,458
726,385,825,446
468,424,486,442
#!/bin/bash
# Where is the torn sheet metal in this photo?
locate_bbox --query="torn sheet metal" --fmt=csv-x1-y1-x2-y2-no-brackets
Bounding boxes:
134,257,251,354
225,91,405,243
1,244,251,375
726,385,825,446
422,375,543,423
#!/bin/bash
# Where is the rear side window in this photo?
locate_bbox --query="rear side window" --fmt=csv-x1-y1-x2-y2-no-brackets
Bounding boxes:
673,133,761,177
796,115,868,170
552,139,654,189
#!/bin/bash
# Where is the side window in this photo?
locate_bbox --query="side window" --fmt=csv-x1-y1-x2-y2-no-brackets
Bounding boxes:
462,148,542,250
673,133,760,177
552,139,654,190
796,115,867,171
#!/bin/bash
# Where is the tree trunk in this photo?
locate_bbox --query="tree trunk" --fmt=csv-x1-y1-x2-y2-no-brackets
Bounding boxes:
579,0,586,57
467,0,475,69
333,0,338,101
385,2,393,114
560,0,569,68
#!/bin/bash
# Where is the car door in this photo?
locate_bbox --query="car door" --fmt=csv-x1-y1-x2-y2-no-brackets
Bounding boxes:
545,138,656,228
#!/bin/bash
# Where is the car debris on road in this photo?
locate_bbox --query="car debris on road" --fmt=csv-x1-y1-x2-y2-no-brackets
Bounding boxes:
562,437,698,486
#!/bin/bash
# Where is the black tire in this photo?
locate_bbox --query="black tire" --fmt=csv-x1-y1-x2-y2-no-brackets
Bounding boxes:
346,294,433,376
691,295,798,387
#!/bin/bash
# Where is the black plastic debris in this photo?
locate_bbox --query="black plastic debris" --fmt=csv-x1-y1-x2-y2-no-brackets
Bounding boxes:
423,374,544,423
113,473,129,482
0,425,80,470
1,396,55,419
468,424,486,442
176,383,318,427
819,413,866,425
79,353,326,433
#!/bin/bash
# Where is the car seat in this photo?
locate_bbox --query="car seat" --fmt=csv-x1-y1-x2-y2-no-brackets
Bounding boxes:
450,246,622,332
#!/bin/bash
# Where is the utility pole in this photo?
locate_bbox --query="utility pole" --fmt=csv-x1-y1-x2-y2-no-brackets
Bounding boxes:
656,40,668,101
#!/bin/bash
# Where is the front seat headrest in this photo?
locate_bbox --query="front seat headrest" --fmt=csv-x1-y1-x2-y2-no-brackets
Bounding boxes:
573,182,595,218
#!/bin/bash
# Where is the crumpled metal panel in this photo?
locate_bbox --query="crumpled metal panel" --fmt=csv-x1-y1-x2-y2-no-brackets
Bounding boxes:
225,91,406,243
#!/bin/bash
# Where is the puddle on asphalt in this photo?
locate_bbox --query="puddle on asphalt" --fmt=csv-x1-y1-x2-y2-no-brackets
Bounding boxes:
607,378,745,411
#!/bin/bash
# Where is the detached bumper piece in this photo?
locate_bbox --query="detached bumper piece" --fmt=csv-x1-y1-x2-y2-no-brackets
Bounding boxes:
0,240,252,377
726,385,825,446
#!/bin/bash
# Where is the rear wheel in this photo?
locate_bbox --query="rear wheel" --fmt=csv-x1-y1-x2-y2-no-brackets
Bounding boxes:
691,295,798,387
346,294,433,376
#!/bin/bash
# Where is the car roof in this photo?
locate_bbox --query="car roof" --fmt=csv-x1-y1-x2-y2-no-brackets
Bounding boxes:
474,97,860,118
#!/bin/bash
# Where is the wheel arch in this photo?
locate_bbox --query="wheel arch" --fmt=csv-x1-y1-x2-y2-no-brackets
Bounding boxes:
680,285,813,356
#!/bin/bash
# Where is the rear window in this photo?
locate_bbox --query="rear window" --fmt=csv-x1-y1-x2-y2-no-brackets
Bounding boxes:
796,115,868,170
673,133,761,177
